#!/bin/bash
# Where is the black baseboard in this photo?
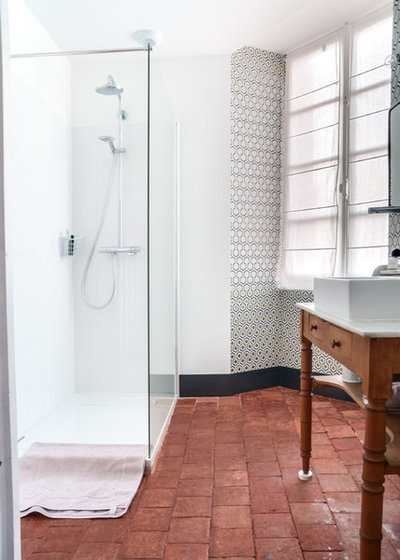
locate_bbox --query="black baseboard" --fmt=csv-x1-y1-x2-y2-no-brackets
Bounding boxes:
179,366,354,403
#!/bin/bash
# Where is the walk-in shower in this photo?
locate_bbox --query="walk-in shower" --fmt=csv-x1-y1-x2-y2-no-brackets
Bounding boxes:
7,21,177,469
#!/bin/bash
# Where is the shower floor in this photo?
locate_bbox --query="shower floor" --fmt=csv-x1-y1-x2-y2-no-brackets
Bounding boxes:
18,393,174,458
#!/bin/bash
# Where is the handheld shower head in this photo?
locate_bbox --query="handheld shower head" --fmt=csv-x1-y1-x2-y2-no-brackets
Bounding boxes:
95,75,123,97
98,135,116,153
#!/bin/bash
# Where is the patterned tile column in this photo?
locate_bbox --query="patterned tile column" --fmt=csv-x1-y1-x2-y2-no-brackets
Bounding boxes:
230,46,341,375
230,47,285,372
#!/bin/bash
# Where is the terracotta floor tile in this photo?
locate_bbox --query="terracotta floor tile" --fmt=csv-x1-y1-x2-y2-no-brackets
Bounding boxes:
341,536,399,560
21,516,50,539
177,478,214,497
312,433,331,446
303,552,348,559
276,452,303,467
214,455,247,471
382,500,400,523
72,542,120,559
330,437,362,451
311,445,337,459
184,451,214,464
21,539,39,559
26,554,72,560
167,517,210,544
251,492,289,514
176,399,197,406
35,527,85,554
318,474,358,493
212,505,252,528
118,531,167,558
129,508,172,531
297,525,344,551
215,432,243,444
247,461,281,477
249,476,284,494
337,449,363,465
255,537,303,559
82,519,128,543
156,458,183,473
285,482,325,502
181,464,214,479
189,429,216,439
19,389,400,560
47,519,89,528
213,486,250,506
172,497,212,518
209,528,255,557
145,472,181,489
186,438,215,451
253,513,297,538
139,489,176,508
333,513,361,538
160,444,187,458
214,470,248,487
325,425,356,439
325,492,361,513
290,503,334,525
214,443,245,457
163,543,209,559
312,459,348,475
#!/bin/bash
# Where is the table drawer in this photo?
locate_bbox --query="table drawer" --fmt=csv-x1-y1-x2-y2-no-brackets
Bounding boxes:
306,314,328,342
327,324,352,362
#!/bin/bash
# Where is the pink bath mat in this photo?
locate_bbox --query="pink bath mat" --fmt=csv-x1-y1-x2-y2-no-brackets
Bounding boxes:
19,442,147,518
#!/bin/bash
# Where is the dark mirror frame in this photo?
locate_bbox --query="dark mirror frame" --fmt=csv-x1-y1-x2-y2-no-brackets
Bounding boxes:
369,99,400,213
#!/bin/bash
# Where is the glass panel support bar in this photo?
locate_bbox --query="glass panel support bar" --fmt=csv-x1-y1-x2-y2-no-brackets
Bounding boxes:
10,47,148,59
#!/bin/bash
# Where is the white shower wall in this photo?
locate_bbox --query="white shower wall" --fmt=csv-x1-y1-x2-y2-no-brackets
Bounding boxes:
70,58,148,394
7,10,74,437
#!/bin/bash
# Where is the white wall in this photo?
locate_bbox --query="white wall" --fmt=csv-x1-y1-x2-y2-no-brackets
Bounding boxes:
7,0,74,437
156,56,231,375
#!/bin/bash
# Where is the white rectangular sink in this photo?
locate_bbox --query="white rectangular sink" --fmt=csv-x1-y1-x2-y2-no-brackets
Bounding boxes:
314,277,400,321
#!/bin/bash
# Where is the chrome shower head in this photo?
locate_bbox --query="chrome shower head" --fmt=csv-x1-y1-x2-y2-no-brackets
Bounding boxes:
95,75,123,97
98,135,116,153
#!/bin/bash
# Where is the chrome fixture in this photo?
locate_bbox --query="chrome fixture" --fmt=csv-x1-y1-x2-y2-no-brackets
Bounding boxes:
132,29,162,49
98,136,126,154
95,75,123,98
81,75,135,310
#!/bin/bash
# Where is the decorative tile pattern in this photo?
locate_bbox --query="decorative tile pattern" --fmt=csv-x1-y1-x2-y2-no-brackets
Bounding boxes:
230,47,341,374
390,0,400,251
230,46,285,372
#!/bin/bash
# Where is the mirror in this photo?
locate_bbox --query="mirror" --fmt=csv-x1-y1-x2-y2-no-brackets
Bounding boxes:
369,100,400,213
389,100,400,206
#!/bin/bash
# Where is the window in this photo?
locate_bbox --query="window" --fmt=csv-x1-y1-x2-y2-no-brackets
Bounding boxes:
279,9,392,290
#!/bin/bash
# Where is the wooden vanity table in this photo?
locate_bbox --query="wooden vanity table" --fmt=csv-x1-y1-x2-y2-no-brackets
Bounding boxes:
297,302,400,560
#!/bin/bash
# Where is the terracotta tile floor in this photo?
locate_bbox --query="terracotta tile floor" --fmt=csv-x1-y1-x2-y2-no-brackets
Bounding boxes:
20,387,400,559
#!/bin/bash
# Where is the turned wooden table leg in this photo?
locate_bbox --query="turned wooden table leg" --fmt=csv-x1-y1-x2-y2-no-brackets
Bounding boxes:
360,399,387,560
299,339,313,481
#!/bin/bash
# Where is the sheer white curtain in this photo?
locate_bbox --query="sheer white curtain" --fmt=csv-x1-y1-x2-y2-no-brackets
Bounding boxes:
280,10,391,290
280,37,340,290
347,15,391,275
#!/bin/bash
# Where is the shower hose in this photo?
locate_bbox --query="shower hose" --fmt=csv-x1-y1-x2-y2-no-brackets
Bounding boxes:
81,153,117,309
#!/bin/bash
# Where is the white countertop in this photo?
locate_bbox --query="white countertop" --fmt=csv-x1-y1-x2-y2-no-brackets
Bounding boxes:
296,302,400,338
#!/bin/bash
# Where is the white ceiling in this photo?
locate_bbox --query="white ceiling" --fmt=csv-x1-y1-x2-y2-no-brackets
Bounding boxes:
18,0,392,57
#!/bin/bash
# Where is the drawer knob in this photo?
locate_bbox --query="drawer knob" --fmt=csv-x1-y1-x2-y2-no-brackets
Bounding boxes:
310,324,318,331
332,340,341,348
